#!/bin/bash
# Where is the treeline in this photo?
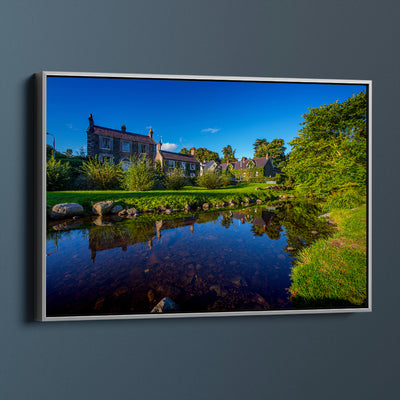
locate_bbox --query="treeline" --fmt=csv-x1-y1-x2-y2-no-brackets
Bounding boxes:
283,91,367,208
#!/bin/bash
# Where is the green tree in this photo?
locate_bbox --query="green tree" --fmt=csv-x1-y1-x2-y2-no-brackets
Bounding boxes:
47,154,71,190
179,147,190,155
194,147,220,162
164,168,186,190
221,145,238,163
121,156,156,191
253,138,286,167
80,156,123,190
284,91,367,199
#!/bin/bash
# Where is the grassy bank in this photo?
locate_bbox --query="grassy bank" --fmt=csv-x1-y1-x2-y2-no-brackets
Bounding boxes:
290,204,367,308
47,183,281,212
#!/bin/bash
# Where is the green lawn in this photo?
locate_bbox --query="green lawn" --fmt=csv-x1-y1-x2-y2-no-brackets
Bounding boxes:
47,183,280,212
290,204,368,308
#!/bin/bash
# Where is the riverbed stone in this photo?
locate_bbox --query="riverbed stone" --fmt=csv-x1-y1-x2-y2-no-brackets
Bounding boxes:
184,204,191,211
256,199,263,204
151,297,180,313
50,203,84,219
110,204,123,214
92,201,115,215
202,203,210,210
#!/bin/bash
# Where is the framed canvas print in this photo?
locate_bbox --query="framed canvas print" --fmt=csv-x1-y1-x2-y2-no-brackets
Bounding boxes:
35,71,372,321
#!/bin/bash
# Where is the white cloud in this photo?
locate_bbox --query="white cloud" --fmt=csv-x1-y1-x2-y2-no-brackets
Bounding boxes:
201,128,220,134
161,142,178,151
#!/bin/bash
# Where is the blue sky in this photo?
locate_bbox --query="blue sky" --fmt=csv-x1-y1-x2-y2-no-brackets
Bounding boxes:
46,76,366,159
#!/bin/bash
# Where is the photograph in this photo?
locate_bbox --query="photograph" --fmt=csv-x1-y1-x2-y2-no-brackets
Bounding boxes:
38,72,371,320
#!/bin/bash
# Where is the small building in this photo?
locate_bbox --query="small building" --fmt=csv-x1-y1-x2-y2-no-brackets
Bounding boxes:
200,160,219,176
86,114,157,169
154,142,200,177
219,153,280,179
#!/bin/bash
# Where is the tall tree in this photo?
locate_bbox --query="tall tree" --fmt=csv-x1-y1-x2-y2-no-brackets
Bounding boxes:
284,91,367,197
194,148,220,162
254,138,286,168
221,145,238,163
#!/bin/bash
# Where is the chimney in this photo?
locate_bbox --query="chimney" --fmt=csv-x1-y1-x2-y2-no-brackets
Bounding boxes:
191,147,195,156
88,114,94,132
157,140,162,152
265,152,270,160
242,156,247,162
148,128,153,139
121,124,126,132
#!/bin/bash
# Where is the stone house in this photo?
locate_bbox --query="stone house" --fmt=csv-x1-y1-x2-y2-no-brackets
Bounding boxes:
199,160,219,176
86,114,156,169
219,153,280,179
154,142,200,177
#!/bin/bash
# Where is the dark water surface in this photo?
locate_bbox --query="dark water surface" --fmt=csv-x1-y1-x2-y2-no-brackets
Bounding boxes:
46,202,333,316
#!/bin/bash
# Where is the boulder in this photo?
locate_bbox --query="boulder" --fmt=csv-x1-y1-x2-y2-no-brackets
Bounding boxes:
256,199,263,204
184,204,191,212
110,205,123,214
92,201,115,216
151,297,180,313
50,203,84,220
202,203,210,211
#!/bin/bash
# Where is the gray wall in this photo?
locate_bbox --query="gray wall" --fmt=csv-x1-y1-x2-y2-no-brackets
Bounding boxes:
0,1,398,399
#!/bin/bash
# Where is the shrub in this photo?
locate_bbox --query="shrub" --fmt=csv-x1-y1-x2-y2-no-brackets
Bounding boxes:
121,156,155,191
197,170,224,189
324,186,366,210
164,168,186,190
47,155,71,190
80,156,122,190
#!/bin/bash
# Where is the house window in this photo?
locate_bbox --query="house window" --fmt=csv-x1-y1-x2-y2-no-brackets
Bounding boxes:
243,172,246,177
100,137,112,150
255,171,259,176
190,163,195,170
121,141,130,152
190,172,195,177
100,154,113,163
139,143,148,154
180,162,186,169
168,160,175,168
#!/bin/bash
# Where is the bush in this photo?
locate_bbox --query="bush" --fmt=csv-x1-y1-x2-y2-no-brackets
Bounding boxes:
164,168,186,190
80,156,122,190
121,157,155,191
197,170,224,189
47,155,71,190
324,186,366,210
248,176,267,183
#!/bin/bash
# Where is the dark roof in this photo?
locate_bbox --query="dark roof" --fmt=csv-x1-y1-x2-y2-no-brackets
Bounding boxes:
220,157,270,170
91,125,156,144
160,150,200,163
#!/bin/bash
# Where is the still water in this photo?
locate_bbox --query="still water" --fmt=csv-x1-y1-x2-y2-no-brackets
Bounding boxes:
46,202,333,316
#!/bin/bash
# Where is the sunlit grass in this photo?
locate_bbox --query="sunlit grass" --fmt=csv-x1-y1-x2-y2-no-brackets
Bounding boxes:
290,204,367,308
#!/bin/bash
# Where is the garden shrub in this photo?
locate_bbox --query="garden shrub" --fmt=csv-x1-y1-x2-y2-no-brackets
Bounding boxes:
197,170,223,189
80,156,122,190
47,155,71,191
164,168,186,190
121,156,155,191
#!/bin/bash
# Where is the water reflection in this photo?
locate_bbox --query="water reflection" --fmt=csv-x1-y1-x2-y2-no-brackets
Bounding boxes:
46,201,334,317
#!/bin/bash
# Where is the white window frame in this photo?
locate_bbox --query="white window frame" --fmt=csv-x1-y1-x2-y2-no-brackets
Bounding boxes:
99,154,113,163
190,163,196,170
168,160,175,168
190,172,196,177
180,162,186,169
139,143,149,155
255,171,259,176
100,136,112,150
121,141,130,152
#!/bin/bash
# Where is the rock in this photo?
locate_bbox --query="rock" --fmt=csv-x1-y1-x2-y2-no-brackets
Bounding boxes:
118,209,128,216
151,297,180,313
319,212,331,218
229,200,237,207
184,204,191,212
164,209,172,215
202,203,210,210
92,201,115,216
72,215,81,220
50,203,84,219
145,209,154,213
287,247,295,251
110,205,123,214
256,199,263,204
159,205,167,212
126,208,138,216
311,230,318,235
